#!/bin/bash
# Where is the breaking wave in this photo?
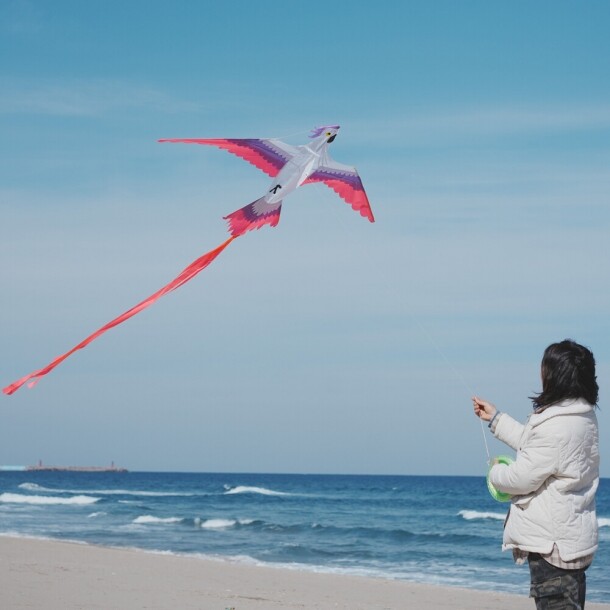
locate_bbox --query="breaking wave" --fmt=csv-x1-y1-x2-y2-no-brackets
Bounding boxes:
18,482,194,498
0,493,100,506
197,518,255,529
133,515,183,525
223,485,290,497
458,510,506,521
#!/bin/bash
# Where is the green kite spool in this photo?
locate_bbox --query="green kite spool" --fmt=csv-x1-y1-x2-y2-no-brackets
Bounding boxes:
487,455,514,502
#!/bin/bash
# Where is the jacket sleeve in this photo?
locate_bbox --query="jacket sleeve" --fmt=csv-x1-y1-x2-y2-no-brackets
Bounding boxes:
489,423,559,495
492,413,525,451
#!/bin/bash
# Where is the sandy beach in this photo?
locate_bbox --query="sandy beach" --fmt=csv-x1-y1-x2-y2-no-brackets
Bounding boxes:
0,536,607,610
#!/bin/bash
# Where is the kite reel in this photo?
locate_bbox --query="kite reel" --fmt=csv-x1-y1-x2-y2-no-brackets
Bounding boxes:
487,455,514,502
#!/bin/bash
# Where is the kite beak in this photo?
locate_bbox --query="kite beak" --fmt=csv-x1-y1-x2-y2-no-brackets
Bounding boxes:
327,134,337,143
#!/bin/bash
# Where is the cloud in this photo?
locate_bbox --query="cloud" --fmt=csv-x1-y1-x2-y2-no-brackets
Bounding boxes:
347,103,610,146
0,78,203,116
410,105,610,135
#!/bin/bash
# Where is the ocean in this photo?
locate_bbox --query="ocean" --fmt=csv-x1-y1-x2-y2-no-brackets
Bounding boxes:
1,471,609,603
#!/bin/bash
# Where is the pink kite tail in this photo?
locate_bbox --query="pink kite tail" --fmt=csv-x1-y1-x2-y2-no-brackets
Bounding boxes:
3,236,237,396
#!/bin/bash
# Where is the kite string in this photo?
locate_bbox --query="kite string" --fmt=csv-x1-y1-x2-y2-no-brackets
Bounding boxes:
327,214,492,465
324,201,494,467
415,320,491,465
479,417,491,465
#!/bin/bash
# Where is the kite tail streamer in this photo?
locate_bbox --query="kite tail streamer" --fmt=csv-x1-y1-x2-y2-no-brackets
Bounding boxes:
3,236,237,396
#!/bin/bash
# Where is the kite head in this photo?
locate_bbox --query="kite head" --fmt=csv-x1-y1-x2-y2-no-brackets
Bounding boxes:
309,125,340,143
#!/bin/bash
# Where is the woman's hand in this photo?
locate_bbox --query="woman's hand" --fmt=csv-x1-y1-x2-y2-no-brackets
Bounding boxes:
472,396,497,422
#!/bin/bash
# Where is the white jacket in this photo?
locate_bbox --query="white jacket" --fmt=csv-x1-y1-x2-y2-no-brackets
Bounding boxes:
490,398,599,561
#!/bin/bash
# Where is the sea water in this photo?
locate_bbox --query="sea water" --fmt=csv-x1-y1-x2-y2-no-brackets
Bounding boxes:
1,472,609,603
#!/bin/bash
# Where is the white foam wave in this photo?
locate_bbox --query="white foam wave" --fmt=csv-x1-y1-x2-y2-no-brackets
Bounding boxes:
197,517,255,529
0,493,99,506
18,483,50,492
223,485,289,496
200,518,237,529
461,512,610,526
90,489,195,497
133,515,183,525
459,510,506,521
18,482,193,497
88,512,106,518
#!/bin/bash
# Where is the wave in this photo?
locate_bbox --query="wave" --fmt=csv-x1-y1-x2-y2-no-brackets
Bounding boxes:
460,511,610,527
18,483,48,492
19,481,291,499
200,518,237,529
194,517,258,529
88,512,106,518
89,489,195,497
458,510,506,521
18,482,194,498
133,515,184,525
308,522,481,545
0,493,99,506
223,485,290,497
130,515,258,529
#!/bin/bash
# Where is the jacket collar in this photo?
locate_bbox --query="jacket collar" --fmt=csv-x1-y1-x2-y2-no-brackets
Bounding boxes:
530,398,594,426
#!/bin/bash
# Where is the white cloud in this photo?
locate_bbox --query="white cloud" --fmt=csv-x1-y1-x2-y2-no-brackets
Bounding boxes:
0,78,203,116
348,103,610,146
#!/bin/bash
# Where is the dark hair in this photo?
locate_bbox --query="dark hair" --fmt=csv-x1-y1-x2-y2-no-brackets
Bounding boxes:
531,339,598,410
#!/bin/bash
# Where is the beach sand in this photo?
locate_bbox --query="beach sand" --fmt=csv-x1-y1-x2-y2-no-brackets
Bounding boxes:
1,536,609,610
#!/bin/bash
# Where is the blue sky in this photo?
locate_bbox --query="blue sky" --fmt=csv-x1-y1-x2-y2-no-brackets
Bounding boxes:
1,1,609,475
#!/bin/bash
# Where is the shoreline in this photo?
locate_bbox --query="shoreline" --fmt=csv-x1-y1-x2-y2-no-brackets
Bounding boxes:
2,535,610,609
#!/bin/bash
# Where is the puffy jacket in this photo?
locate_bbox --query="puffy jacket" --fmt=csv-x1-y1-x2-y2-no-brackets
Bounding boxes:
490,398,599,561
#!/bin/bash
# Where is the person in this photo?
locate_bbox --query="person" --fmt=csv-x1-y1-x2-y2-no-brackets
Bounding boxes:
473,339,600,610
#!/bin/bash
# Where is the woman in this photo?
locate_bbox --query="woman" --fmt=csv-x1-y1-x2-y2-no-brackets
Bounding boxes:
473,339,600,610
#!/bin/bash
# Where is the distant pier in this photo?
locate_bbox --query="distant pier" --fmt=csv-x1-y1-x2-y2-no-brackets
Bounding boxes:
0,461,127,473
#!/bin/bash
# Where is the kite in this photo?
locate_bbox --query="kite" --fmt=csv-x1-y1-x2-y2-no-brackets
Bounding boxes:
4,125,373,395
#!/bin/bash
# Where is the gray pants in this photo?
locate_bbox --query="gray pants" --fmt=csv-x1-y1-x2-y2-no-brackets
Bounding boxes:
528,553,587,610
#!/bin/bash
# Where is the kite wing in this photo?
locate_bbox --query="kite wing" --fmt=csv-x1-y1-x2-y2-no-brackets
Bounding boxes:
305,159,374,222
158,138,299,178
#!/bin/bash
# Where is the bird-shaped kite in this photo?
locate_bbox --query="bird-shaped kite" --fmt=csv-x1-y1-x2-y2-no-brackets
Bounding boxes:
4,125,373,395
160,125,374,235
